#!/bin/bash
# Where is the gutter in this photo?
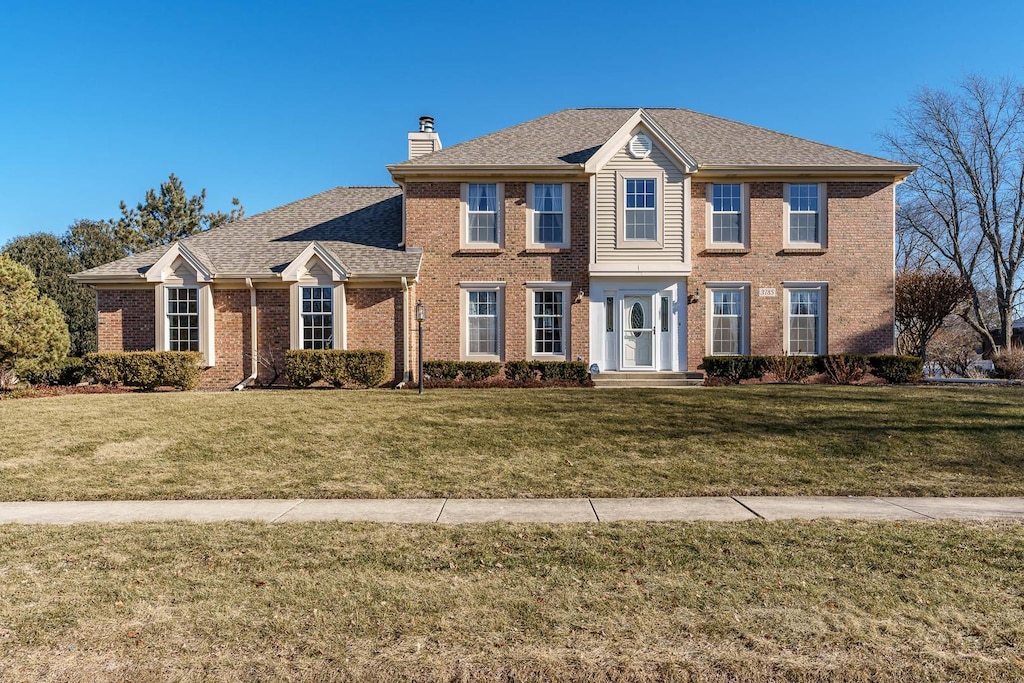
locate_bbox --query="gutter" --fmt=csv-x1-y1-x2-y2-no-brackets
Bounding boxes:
233,277,259,390
401,277,411,382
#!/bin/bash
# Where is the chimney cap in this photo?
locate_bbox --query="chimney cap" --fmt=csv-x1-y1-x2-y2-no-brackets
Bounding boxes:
418,115,435,133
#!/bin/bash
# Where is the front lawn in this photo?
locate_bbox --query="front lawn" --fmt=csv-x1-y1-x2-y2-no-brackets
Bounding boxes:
0,385,1022,501
1,520,1022,681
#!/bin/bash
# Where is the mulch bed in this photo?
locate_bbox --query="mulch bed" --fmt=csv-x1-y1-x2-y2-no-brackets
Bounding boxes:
0,385,134,401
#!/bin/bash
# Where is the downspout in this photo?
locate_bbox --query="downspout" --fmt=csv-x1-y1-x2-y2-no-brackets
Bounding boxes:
233,277,259,390
401,276,411,382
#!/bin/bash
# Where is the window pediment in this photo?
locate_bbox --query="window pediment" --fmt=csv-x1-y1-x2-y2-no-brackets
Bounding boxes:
281,242,349,282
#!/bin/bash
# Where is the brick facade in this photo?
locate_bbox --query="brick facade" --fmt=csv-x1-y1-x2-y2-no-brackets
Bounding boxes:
687,181,895,368
97,289,155,352
346,287,405,383
404,181,590,365
198,289,252,390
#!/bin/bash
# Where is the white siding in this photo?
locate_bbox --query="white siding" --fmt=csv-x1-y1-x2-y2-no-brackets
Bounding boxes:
595,139,686,263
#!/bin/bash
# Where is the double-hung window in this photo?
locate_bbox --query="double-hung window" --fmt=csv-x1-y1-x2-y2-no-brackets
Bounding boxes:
785,183,826,247
710,184,744,246
467,290,499,356
786,286,825,355
166,287,199,352
301,286,334,349
624,178,657,241
529,183,568,247
466,183,499,245
532,290,565,356
707,287,747,355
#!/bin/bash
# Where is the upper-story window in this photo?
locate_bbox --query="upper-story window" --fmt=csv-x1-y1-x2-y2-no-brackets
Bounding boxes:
625,178,657,241
529,183,568,248
785,183,827,248
165,286,199,352
467,183,499,244
710,184,745,246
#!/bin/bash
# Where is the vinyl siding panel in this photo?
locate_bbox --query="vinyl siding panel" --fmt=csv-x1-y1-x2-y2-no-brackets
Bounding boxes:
595,140,686,263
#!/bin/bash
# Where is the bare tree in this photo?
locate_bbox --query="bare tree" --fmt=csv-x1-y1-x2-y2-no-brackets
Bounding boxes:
882,75,1024,351
895,269,973,359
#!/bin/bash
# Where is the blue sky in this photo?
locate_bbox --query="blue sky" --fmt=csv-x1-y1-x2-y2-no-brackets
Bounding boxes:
1,0,1021,244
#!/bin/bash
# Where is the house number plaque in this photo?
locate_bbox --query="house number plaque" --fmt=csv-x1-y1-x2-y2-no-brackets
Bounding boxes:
758,287,777,297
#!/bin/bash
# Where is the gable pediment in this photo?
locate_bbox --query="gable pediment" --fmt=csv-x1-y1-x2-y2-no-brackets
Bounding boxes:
584,109,698,175
145,242,213,283
281,241,349,282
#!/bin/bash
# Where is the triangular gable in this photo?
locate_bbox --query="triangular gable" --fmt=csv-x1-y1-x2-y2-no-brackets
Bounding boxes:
280,241,349,282
583,108,698,175
145,241,214,283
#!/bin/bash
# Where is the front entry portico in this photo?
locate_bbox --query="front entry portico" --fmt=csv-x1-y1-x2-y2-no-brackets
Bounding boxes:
590,279,688,373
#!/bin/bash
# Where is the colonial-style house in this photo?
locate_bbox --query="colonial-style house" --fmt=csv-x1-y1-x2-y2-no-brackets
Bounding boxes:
72,108,915,389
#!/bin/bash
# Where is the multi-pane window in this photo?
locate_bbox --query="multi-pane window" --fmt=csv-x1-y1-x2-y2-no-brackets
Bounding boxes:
166,287,199,352
788,289,821,355
467,290,498,355
467,183,499,243
533,184,564,244
301,286,333,350
711,184,743,244
624,178,657,240
788,184,820,243
532,290,564,355
710,289,743,355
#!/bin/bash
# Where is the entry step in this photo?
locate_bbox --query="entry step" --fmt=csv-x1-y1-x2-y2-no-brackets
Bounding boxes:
592,371,705,388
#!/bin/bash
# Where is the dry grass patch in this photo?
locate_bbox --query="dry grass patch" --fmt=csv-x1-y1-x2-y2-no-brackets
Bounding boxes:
0,385,1022,500
0,520,1023,681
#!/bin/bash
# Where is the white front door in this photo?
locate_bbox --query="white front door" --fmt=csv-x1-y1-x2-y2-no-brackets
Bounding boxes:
622,295,655,369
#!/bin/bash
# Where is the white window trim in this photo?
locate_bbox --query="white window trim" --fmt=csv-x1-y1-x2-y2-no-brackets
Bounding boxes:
154,282,215,367
705,183,749,249
289,282,346,351
525,281,571,361
525,183,571,249
783,282,828,355
459,282,505,362
704,283,750,356
783,182,828,249
616,170,664,248
460,182,505,250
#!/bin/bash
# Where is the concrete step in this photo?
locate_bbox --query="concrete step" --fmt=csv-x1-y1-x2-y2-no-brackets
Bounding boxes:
593,371,705,388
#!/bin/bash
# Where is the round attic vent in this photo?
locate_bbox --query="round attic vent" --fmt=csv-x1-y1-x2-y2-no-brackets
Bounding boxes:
628,132,653,159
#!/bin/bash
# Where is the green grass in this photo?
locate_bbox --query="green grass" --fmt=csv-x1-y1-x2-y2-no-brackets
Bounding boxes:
1,385,1022,501
1,520,1022,681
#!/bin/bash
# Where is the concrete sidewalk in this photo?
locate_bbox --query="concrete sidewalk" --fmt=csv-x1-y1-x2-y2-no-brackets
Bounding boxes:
1,496,1023,524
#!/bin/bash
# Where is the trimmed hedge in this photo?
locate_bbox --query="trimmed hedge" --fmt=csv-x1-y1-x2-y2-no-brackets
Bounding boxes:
84,351,203,391
868,355,923,384
422,360,590,385
21,357,86,386
703,354,923,385
285,350,392,389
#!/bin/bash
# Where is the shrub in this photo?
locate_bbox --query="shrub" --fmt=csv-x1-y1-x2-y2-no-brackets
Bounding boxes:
533,361,590,384
21,356,86,386
869,355,924,384
423,360,460,381
285,350,392,388
503,360,534,382
819,354,869,385
459,361,501,382
992,348,1024,380
702,356,767,384
84,351,203,391
765,355,816,383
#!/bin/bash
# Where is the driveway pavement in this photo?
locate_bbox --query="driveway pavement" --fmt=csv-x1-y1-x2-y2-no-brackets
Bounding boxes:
1,496,1022,524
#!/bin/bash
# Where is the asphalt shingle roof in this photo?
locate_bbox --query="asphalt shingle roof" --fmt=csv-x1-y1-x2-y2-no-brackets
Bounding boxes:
391,108,904,169
76,186,419,280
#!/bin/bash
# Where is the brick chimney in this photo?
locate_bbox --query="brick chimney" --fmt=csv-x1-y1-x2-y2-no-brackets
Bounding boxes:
408,115,442,159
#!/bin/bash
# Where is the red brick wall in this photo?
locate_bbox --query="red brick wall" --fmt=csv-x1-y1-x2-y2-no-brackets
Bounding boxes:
688,180,895,368
97,289,155,352
198,289,252,390
405,181,590,368
346,287,404,383
255,288,290,386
